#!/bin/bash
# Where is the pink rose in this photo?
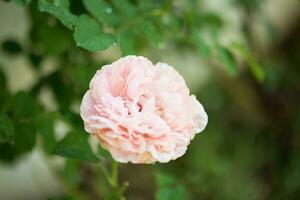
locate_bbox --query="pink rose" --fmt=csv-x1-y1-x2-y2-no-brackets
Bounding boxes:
80,56,207,163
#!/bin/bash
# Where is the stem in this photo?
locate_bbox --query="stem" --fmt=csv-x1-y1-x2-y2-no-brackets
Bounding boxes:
98,160,128,200
111,160,119,187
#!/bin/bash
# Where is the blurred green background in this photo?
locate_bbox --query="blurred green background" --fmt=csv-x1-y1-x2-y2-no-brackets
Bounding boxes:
0,0,300,199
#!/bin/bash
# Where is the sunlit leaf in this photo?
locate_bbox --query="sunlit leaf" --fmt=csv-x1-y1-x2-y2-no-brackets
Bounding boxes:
38,0,77,29
110,0,137,18
83,0,120,26
74,15,116,52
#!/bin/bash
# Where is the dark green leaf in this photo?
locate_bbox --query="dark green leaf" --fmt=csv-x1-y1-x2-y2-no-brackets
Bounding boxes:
38,0,77,29
156,172,188,200
83,0,120,26
0,143,17,162
0,70,10,112
34,113,56,153
34,23,72,55
53,131,98,162
13,92,40,120
61,160,82,187
218,46,238,76
74,15,116,52
29,52,43,67
0,69,6,90
0,113,14,144
14,121,36,154
1,40,23,55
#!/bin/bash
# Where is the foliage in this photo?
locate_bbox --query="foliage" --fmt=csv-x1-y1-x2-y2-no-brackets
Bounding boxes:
1,0,300,199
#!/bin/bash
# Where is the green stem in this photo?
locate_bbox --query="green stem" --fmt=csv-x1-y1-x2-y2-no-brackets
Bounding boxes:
111,160,119,187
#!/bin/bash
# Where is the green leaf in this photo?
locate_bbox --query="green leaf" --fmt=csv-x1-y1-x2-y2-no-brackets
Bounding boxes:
83,0,120,26
53,131,98,162
192,31,211,56
97,144,112,160
34,113,56,153
0,69,6,90
0,113,14,144
74,15,116,52
14,121,36,154
218,46,238,76
61,160,82,187
117,30,137,55
156,172,188,200
13,92,40,120
230,43,265,82
34,23,72,55
110,0,137,18
138,21,164,48
38,0,77,29
0,70,10,112
0,143,17,162
1,39,23,55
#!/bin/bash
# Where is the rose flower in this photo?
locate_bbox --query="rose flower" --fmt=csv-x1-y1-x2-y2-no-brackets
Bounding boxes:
80,56,207,163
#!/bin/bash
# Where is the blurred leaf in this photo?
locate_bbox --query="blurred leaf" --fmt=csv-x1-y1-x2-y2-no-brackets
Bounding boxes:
192,31,211,56
48,71,73,108
117,30,137,55
61,160,82,187
156,172,188,200
34,113,56,153
218,46,238,76
138,20,164,48
0,70,10,112
14,121,36,154
200,13,224,30
0,143,16,162
83,0,120,26
34,23,72,55
29,52,43,67
110,0,137,18
38,0,77,29
13,92,40,120
0,113,14,144
74,15,116,52
0,69,6,90
53,131,98,162
68,64,96,94
231,43,265,82
1,39,23,55
97,144,112,160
